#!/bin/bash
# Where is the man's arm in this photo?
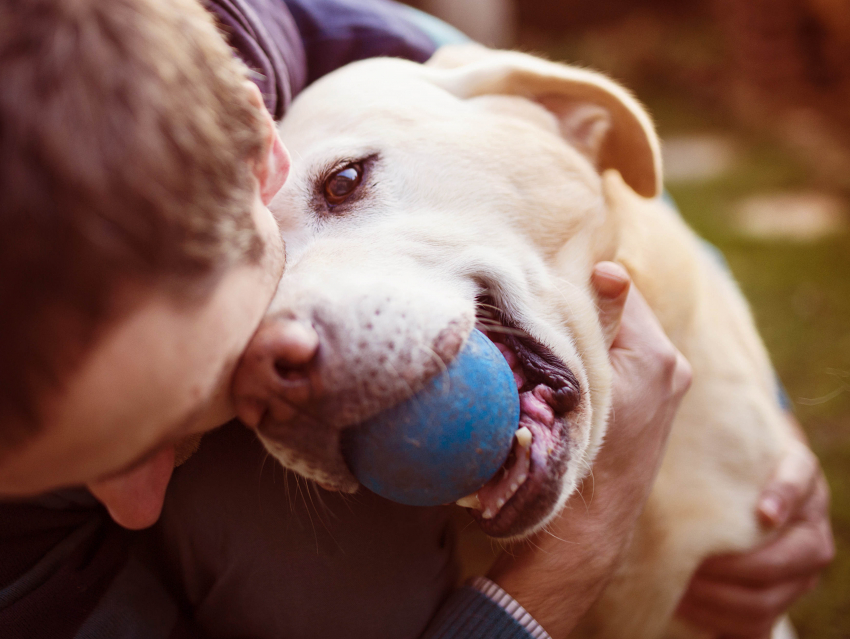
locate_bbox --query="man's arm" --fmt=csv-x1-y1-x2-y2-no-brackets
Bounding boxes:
282,0,438,86
204,0,443,121
424,263,692,638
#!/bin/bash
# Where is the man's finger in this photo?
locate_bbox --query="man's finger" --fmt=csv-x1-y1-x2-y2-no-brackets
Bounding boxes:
695,510,834,584
757,440,819,528
591,261,630,349
681,574,811,619
677,576,810,636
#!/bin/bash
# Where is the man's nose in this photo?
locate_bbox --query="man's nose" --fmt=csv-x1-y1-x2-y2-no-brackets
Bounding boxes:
87,445,175,530
233,317,321,428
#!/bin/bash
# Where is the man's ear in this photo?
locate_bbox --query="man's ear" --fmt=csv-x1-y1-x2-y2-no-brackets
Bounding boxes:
427,46,662,198
244,81,290,205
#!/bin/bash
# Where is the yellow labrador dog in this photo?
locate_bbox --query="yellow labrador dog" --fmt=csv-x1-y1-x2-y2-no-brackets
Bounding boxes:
235,45,797,638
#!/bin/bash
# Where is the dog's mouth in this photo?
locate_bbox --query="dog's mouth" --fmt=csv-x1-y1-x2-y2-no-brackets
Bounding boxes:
457,297,581,538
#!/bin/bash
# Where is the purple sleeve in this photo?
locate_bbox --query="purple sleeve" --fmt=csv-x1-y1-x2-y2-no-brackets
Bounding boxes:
204,0,438,119
203,0,308,120
283,0,438,86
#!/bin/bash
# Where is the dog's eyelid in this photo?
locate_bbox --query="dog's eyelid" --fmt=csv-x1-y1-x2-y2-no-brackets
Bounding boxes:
316,153,380,185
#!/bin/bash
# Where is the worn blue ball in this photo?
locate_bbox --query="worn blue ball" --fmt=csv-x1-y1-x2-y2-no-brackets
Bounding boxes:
343,329,520,506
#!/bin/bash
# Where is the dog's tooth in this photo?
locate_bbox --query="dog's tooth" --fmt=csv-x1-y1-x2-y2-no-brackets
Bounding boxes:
510,482,518,493
518,473,527,485
515,426,532,448
456,494,482,510
482,508,494,520
496,497,505,510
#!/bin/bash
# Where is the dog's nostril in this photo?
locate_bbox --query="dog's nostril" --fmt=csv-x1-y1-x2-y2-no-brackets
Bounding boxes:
274,359,311,382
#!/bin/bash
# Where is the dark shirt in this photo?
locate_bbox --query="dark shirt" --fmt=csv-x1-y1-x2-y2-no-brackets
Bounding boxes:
145,424,458,639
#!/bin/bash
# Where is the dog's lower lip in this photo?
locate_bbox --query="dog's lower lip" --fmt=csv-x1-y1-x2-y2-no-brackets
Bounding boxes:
460,318,575,536
471,413,569,536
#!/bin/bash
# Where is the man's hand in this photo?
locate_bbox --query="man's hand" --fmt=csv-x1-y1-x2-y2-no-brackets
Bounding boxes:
676,437,835,638
488,262,692,638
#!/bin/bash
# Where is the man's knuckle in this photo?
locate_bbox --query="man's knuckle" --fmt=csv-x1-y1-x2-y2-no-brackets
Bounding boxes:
816,532,836,567
750,591,785,620
660,349,691,397
660,343,678,368
737,617,775,637
750,604,774,621
674,355,693,392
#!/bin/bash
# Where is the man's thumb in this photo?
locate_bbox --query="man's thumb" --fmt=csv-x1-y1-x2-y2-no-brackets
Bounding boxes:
592,262,631,349
758,439,818,528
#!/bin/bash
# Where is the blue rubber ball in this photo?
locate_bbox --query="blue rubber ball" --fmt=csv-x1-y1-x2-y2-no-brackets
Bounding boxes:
342,329,520,506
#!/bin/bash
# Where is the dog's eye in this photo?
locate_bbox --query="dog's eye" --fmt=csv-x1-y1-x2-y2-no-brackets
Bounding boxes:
323,163,363,205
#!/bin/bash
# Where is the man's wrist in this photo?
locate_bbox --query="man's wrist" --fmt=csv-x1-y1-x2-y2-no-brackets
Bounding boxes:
468,577,552,639
485,477,637,637
488,543,613,639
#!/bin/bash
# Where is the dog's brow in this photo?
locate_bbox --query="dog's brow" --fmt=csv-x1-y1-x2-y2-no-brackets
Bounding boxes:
313,152,380,184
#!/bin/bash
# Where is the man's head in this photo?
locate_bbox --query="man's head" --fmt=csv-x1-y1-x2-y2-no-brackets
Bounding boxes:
0,0,289,519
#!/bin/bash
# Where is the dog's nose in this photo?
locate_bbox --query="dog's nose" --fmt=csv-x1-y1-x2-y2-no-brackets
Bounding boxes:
233,317,321,428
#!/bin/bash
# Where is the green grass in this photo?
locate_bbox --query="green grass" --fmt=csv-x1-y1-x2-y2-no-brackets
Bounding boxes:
534,20,849,633
657,105,850,638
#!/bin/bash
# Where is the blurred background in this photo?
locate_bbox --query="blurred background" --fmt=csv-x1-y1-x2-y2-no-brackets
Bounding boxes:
406,1,850,636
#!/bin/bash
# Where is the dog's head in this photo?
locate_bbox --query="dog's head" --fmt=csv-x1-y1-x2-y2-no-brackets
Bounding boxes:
232,46,661,538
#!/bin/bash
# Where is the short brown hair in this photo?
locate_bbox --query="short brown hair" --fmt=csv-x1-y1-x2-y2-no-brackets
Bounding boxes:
0,0,268,443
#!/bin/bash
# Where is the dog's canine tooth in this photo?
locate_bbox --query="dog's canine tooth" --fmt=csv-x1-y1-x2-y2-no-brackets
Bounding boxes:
515,426,532,448
482,508,494,520
456,493,482,510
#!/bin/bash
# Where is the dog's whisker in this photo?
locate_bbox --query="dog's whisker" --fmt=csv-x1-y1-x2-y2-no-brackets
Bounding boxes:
309,480,336,520
377,358,418,403
283,468,296,514
523,536,548,555
542,526,579,545
416,342,450,379
293,474,321,553
475,302,504,317
474,321,529,337
305,483,346,553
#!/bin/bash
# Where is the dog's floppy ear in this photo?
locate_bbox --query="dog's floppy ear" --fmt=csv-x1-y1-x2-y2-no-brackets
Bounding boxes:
428,45,662,198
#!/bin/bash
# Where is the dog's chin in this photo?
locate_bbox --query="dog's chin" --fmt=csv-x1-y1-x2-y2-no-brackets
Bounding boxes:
256,429,361,494
460,298,583,538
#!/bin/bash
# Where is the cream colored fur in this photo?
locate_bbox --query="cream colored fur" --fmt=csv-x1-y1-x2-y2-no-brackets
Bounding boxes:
264,45,796,638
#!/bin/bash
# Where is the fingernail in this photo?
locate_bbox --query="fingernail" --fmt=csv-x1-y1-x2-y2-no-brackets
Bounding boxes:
592,262,629,298
759,494,788,527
